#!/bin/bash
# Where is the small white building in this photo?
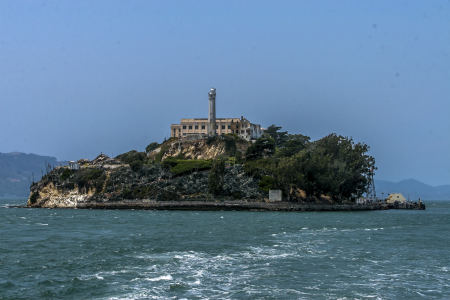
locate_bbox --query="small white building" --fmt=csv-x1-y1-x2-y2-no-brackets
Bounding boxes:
386,193,406,204
68,161,79,170
269,189,282,202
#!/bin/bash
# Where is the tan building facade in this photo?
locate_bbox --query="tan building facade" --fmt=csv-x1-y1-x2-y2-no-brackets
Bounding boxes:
171,116,263,141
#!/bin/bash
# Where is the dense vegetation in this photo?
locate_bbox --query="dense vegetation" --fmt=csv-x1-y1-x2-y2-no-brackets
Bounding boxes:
244,125,376,202
57,167,106,193
112,126,375,201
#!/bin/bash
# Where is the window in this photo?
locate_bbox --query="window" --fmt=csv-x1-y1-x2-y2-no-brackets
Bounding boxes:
201,125,205,130
228,125,231,129
216,125,218,129
182,125,186,129
221,125,225,130
189,125,192,130
195,125,198,130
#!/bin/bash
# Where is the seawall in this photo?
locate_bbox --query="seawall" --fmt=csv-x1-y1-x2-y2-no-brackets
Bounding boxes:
66,200,425,211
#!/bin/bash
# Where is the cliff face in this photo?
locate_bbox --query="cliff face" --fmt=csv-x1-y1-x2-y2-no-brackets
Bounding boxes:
148,137,249,161
27,153,263,208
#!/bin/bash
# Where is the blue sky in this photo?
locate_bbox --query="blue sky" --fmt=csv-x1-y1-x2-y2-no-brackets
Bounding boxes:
1,1,449,185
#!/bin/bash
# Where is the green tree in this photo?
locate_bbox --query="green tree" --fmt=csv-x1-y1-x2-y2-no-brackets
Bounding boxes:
245,136,276,160
264,124,289,147
276,134,310,157
271,134,375,202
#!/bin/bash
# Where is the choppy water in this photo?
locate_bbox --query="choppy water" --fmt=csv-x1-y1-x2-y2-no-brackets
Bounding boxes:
0,199,449,299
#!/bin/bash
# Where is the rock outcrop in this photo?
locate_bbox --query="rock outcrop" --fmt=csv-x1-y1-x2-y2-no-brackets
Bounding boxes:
148,136,249,161
27,152,264,208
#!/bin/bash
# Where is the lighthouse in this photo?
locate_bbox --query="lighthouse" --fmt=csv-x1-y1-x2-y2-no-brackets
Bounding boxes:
208,88,216,136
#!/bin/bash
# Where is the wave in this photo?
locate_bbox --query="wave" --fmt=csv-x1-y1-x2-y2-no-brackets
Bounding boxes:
145,275,173,282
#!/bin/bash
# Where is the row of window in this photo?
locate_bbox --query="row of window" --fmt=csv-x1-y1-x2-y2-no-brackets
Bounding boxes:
177,130,250,136
181,125,235,130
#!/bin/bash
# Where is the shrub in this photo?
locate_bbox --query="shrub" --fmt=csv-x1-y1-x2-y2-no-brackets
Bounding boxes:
116,150,146,164
121,185,155,199
163,158,212,176
74,168,106,192
223,134,237,156
130,160,143,172
206,136,219,145
145,142,159,153
208,159,225,195
258,175,276,192
244,158,277,179
29,191,39,204
116,150,147,172
60,168,75,181
121,188,134,199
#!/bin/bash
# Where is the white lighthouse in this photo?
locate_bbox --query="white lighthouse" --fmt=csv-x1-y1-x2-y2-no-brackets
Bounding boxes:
208,88,216,136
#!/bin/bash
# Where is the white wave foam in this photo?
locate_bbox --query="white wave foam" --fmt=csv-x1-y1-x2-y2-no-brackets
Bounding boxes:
364,228,384,231
79,273,104,280
146,274,173,282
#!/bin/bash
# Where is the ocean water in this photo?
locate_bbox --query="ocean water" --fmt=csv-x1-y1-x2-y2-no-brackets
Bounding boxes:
0,199,449,300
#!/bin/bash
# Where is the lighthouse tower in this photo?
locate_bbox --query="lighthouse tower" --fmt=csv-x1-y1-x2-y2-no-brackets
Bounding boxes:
208,88,216,136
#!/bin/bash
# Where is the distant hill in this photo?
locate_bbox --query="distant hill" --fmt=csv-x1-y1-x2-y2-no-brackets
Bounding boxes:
375,179,450,201
0,152,65,198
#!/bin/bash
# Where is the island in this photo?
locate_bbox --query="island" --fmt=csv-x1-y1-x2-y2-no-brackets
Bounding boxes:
26,128,425,211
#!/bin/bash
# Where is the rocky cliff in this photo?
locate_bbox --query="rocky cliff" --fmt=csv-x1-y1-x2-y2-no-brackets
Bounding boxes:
27,150,263,208
147,136,249,161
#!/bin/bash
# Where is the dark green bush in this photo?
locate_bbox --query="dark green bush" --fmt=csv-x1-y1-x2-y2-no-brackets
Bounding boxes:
121,185,155,199
60,168,75,181
163,158,212,176
258,175,277,192
223,134,237,156
244,158,278,179
74,168,105,192
116,150,146,164
121,188,133,199
208,159,225,195
116,150,147,172
29,191,39,204
206,135,219,145
130,160,143,172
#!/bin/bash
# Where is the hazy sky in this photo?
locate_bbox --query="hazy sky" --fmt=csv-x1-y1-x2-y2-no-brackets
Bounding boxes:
1,1,449,185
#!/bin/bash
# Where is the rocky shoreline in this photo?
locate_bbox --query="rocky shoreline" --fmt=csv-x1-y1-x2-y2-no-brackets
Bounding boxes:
27,199,425,211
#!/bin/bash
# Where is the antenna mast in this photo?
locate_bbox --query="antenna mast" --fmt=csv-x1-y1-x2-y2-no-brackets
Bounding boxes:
366,167,376,201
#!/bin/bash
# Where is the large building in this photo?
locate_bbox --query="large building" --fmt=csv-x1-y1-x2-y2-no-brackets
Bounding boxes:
170,88,263,141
